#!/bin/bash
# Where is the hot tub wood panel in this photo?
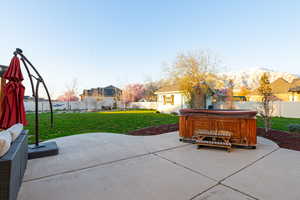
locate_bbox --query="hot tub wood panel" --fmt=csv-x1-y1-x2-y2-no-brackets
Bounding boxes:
179,109,257,147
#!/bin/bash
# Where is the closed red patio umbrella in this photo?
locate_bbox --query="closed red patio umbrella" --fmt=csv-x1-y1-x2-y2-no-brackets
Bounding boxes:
0,55,27,129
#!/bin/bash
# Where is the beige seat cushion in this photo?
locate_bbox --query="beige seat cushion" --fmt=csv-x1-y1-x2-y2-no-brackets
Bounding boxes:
0,130,12,157
7,123,24,141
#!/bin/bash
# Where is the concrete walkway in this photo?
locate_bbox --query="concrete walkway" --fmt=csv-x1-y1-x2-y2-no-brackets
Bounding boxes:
18,132,300,200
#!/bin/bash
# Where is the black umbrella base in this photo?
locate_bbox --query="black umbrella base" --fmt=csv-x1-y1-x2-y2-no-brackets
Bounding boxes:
28,141,59,160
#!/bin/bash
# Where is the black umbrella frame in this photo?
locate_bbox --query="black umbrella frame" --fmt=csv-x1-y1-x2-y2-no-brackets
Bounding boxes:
14,48,58,159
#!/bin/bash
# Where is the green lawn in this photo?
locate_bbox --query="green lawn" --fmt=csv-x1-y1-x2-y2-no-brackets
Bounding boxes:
25,110,300,143
25,110,178,143
257,116,300,132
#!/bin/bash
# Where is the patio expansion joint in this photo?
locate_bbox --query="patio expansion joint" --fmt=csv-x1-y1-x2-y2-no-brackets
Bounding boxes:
219,183,260,200
154,146,280,200
23,152,153,183
219,147,280,183
189,183,219,200
152,152,218,182
188,182,260,200
23,144,190,183
148,143,191,154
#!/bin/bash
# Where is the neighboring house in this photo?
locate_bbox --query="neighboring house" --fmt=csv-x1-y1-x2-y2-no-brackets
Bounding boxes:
138,98,148,102
80,85,122,109
24,96,48,102
155,85,213,113
0,65,8,116
0,65,7,75
289,78,300,102
0,65,8,89
249,78,300,102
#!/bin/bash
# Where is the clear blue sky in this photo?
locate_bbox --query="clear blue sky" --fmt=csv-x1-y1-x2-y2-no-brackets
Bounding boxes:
1,0,299,98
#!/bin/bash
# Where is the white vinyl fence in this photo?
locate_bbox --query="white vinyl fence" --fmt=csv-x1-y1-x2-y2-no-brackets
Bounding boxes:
25,101,157,112
216,101,300,118
25,100,300,118
25,100,122,112
128,102,157,110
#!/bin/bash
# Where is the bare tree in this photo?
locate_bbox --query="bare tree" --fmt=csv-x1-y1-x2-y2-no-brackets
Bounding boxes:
65,78,79,110
236,86,251,100
167,50,219,108
92,98,98,111
143,80,162,102
225,79,235,109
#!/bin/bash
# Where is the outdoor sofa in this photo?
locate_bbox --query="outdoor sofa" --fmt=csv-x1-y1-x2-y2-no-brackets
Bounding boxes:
0,127,28,200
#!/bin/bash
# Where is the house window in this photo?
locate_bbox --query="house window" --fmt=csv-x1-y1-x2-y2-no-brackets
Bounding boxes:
162,95,175,105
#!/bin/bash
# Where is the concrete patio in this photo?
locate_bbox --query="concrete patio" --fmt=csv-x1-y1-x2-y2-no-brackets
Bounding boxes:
18,132,300,200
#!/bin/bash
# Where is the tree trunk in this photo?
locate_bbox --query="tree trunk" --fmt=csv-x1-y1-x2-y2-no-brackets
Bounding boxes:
264,118,268,134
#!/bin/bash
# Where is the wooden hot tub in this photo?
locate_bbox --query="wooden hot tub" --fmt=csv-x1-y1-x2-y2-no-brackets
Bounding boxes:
179,109,257,147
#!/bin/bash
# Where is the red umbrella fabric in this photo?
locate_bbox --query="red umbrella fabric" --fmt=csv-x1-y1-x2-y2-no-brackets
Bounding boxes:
0,56,27,129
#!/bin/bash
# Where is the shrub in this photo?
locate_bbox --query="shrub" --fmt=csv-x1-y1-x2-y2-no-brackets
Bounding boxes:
288,124,300,133
170,112,178,116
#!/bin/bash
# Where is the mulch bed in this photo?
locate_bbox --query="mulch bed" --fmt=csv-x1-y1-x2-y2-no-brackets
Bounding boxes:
257,128,300,151
127,123,179,136
127,123,300,151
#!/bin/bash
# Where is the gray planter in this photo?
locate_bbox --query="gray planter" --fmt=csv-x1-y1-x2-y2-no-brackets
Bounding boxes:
0,130,28,200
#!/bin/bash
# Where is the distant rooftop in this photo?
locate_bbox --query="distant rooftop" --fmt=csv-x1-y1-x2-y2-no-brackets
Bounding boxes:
81,85,122,97
0,65,8,77
155,85,181,93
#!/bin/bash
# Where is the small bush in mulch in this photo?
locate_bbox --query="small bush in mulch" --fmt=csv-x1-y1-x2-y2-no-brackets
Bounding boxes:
128,124,300,152
170,112,179,116
288,124,300,133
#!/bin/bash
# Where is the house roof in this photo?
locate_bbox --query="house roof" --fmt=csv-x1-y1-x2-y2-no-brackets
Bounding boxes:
80,85,122,97
289,86,300,92
155,85,182,93
104,85,122,91
289,79,300,92
270,78,290,93
290,78,300,88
